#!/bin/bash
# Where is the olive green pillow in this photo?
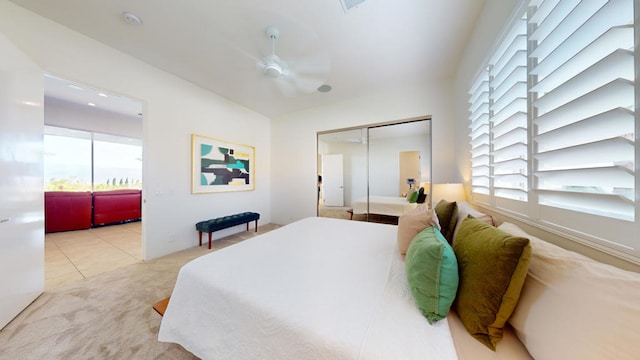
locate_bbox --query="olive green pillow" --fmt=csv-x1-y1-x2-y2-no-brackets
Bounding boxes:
434,199,458,244
405,226,459,324
453,216,531,350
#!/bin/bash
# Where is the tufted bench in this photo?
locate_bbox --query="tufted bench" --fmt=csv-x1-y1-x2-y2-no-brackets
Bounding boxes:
196,212,260,249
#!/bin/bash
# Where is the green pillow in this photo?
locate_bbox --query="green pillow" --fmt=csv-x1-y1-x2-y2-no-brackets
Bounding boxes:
434,199,458,244
453,216,532,350
408,190,419,203
405,226,459,324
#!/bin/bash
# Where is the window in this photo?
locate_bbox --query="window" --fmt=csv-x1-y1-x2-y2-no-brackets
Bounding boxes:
93,133,142,190
44,126,142,191
44,128,92,191
468,0,637,261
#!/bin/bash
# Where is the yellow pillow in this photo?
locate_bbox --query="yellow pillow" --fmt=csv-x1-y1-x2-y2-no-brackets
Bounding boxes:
453,216,531,350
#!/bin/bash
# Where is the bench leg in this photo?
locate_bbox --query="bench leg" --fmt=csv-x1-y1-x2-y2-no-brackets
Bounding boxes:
254,219,258,232
208,232,212,250
246,222,249,231
199,231,203,247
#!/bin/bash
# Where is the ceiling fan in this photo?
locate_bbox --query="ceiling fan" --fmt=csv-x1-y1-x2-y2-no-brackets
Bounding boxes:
344,128,368,144
256,26,330,97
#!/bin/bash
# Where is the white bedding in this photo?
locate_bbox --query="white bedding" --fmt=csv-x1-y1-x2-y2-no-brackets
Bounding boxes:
158,217,457,360
352,195,419,217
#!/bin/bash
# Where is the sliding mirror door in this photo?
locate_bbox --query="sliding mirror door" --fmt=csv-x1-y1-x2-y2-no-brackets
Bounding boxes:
317,118,431,224
317,128,368,220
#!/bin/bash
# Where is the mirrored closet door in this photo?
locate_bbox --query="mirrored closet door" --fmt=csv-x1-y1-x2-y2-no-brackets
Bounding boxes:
317,118,431,224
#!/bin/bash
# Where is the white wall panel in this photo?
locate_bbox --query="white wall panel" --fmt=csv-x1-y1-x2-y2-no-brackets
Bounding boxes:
0,33,44,329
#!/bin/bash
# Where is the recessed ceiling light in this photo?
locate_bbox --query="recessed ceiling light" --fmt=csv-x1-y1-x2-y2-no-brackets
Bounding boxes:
122,12,142,26
98,93,108,97
20,101,41,107
317,84,332,93
88,102,96,107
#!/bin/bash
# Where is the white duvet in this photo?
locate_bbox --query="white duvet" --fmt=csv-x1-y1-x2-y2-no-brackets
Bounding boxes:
352,196,419,217
158,217,457,360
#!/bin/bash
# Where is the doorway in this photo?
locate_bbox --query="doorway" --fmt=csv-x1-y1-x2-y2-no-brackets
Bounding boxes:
43,75,144,289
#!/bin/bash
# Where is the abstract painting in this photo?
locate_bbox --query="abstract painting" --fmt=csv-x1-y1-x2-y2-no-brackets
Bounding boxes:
191,134,255,193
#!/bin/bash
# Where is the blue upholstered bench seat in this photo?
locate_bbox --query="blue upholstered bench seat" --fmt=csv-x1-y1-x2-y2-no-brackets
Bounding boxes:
196,212,260,249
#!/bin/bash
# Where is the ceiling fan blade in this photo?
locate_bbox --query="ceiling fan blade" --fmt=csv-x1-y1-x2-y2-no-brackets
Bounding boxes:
287,52,330,76
285,73,326,93
274,77,298,97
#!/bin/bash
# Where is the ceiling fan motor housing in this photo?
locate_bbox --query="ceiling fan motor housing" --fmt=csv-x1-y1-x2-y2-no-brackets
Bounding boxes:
264,62,282,78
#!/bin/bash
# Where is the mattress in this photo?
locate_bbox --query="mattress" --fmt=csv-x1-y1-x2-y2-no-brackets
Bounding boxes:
352,195,419,217
158,217,458,359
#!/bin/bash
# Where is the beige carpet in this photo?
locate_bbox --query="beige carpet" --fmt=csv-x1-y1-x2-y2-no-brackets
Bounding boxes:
0,224,280,360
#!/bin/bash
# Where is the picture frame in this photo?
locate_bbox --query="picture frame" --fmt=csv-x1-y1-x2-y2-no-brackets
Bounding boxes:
191,134,255,193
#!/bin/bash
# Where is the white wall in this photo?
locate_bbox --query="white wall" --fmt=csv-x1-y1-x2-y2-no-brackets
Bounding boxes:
368,134,431,197
45,97,143,139
0,1,272,259
272,81,456,225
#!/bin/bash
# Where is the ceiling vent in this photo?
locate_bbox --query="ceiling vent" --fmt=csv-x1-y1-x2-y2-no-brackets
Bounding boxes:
340,0,367,12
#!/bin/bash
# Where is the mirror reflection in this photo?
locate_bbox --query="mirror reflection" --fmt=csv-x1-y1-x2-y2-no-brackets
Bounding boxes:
317,119,431,224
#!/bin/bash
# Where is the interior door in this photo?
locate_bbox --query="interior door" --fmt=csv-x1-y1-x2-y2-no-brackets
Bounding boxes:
399,151,421,196
322,154,344,206
0,34,45,329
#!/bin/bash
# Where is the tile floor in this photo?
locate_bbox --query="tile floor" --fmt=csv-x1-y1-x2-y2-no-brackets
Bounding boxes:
45,222,142,290
45,221,283,290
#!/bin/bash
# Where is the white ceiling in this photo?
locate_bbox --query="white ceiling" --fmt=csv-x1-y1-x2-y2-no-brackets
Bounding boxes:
12,0,485,118
44,74,143,118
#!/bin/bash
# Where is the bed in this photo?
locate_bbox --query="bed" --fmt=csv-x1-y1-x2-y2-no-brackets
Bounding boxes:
352,195,419,217
158,217,458,359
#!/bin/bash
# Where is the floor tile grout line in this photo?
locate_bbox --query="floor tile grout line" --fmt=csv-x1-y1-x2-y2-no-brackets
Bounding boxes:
94,229,143,262
50,234,87,281
45,223,142,290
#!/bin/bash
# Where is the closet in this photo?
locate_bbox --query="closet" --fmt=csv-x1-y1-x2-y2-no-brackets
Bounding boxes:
317,118,431,223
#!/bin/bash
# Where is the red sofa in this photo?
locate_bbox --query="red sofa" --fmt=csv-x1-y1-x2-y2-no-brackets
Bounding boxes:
44,191,92,233
92,189,142,226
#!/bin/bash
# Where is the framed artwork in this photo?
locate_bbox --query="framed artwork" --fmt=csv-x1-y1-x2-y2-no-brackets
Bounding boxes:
191,134,255,193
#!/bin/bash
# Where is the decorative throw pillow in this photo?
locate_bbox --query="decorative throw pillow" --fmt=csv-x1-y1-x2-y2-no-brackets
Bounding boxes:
452,202,495,243
406,226,459,324
397,205,440,258
416,187,427,204
408,190,419,203
434,199,458,244
453,216,531,350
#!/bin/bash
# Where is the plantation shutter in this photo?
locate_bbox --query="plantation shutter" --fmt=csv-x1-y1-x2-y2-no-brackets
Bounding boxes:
469,69,491,202
489,14,528,203
528,0,636,253
468,0,638,260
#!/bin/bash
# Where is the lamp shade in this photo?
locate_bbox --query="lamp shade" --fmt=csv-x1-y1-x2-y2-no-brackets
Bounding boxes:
432,183,465,204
